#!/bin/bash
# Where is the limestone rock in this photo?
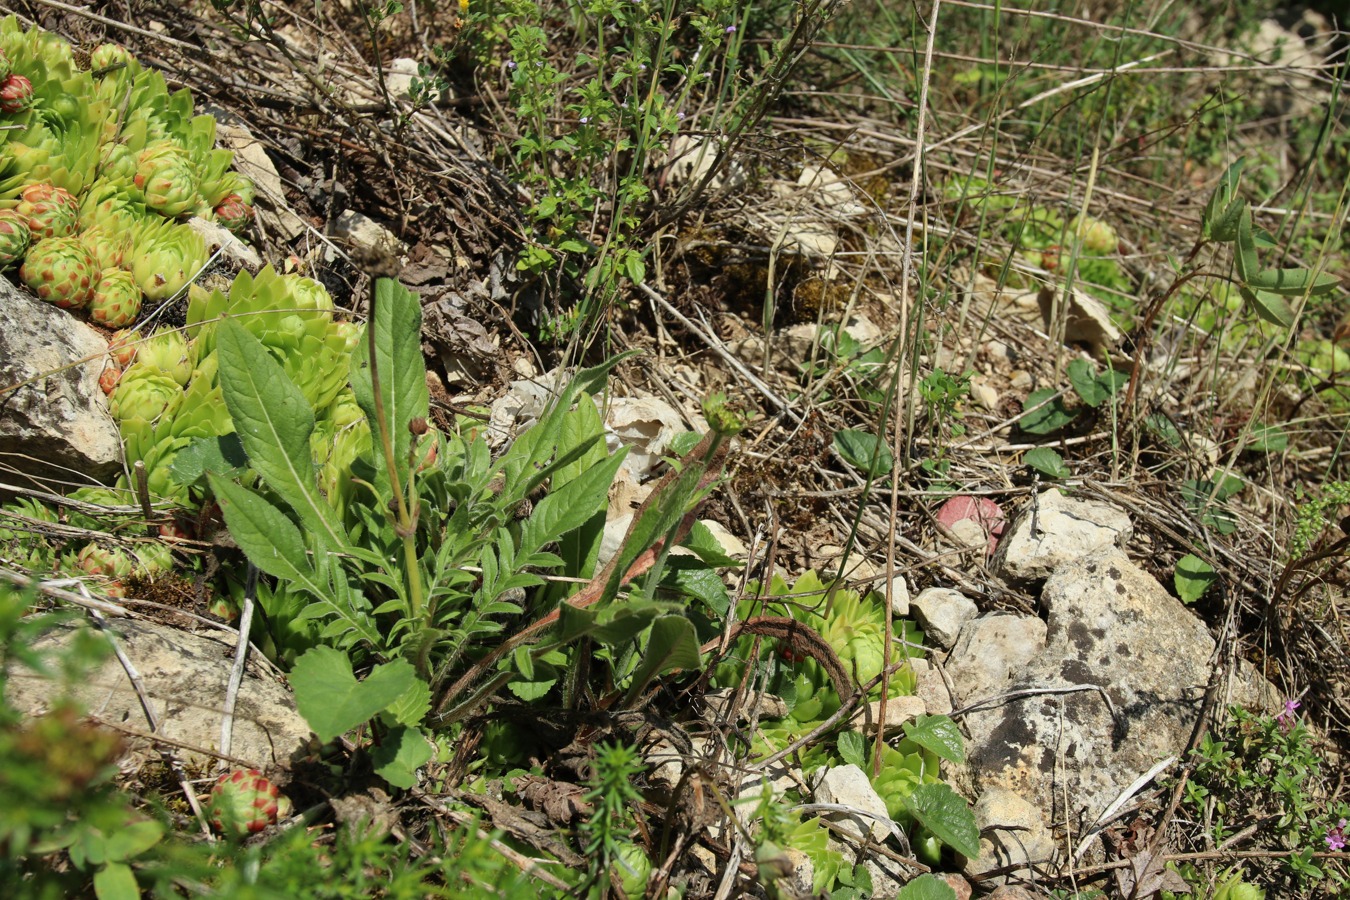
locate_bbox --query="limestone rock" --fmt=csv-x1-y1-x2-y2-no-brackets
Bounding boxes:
9,619,312,769
887,574,911,617
0,282,122,491
945,615,1048,707
997,488,1132,582
911,587,978,649
847,695,927,733
813,764,894,843
964,787,1058,883
909,657,953,716
960,548,1215,830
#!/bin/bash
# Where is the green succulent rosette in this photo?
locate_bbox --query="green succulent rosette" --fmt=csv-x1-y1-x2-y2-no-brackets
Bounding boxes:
133,139,199,217
110,364,183,428
14,182,79,239
0,19,111,199
0,497,60,571
137,327,193,386
313,391,372,520
129,216,207,301
89,267,142,328
20,234,97,309
187,266,354,413
79,178,147,232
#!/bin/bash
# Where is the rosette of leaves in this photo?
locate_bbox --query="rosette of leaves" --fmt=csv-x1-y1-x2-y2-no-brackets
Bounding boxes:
109,363,184,432
0,17,111,198
312,391,372,521
136,327,192,386
0,496,60,571
128,215,206,301
79,178,147,233
186,266,353,413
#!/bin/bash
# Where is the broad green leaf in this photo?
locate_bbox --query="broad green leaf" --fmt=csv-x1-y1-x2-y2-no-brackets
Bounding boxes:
93,862,139,900
557,598,662,645
350,279,430,504
837,730,866,769
101,819,164,863
170,433,248,485
207,474,321,592
1019,389,1076,435
1239,286,1296,328
1024,447,1070,480
1145,413,1183,447
895,874,958,900
1248,423,1288,452
1174,554,1216,604
902,715,966,764
833,428,893,476
291,647,417,743
1067,359,1105,407
901,783,981,860
513,645,535,680
370,724,434,789
1245,267,1340,297
623,615,701,705
216,319,346,550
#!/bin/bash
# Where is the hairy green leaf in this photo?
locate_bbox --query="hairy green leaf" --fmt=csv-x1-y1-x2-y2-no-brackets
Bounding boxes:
895,874,958,900
1234,205,1259,284
216,319,346,550
350,279,430,504
837,731,866,769
1245,266,1340,297
207,474,321,592
1024,447,1070,479
1019,389,1076,435
834,428,893,477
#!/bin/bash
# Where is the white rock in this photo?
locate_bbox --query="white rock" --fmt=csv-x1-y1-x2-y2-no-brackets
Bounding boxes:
997,488,1132,582
912,588,978,649
333,210,406,270
698,519,746,559
663,135,746,191
887,574,910,617
0,283,122,486
813,764,894,843
964,788,1058,882
909,657,953,716
606,395,687,479
944,615,1048,707
970,376,1000,412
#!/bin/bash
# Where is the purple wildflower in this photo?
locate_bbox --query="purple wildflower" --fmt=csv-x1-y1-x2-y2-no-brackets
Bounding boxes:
506,59,517,70
725,25,736,34
1277,698,1301,734
1327,819,1347,851
580,116,590,124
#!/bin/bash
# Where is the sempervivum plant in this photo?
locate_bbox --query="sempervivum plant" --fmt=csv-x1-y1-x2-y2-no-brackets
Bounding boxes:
133,140,199,217
0,208,31,267
207,769,292,837
89,268,142,328
109,364,183,426
136,327,192,386
0,72,31,113
79,222,131,270
107,328,141,367
129,217,207,302
19,235,97,309
14,182,79,239
213,193,253,234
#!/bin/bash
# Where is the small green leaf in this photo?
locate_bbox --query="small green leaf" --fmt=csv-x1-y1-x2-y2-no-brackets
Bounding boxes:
381,677,432,728
93,862,139,900
1239,286,1295,328
661,556,731,615
623,615,701,705
1174,554,1216,604
895,873,957,900
291,647,417,743
1234,205,1259,284
1202,159,1246,241
834,429,893,476
901,783,980,860
101,819,164,863
1067,359,1104,407
1024,447,1070,479
519,445,625,556
837,731,866,769
681,520,743,568
902,715,966,764
1019,389,1076,435
370,724,434,789
1248,423,1288,452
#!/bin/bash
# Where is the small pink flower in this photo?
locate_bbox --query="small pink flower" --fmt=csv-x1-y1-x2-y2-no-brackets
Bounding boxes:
725,25,736,34
1327,819,1347,851
1276,698,1300,733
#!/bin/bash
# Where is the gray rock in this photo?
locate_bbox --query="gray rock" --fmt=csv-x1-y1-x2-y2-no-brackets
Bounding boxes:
0,282,122,491
959,548,1214,830
846,695,927,733
8,619,312,770
997,488,1131,582
945,615,1048,707
912,587,978,649
813,764,894,843
964,787,1058,883
888,574,911,617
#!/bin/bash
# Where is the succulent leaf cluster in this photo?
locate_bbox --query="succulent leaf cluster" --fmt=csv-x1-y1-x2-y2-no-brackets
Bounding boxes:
0,17,253,323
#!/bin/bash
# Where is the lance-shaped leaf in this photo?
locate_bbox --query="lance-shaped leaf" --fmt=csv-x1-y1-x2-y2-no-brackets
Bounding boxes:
622,615,701,705
1239,285,1295,328
216,319,347,551
208,473,323,595
1244,266,1340,297
350,278,430,503
1234,205,1259,285
1202,158,1246,241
